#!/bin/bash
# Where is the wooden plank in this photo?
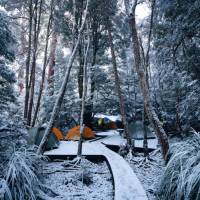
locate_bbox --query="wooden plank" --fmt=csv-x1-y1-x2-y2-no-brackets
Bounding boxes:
44,141,148,200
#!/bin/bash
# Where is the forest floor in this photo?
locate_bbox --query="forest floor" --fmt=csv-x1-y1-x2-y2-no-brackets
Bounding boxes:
42,158,113,200
127,150,164,200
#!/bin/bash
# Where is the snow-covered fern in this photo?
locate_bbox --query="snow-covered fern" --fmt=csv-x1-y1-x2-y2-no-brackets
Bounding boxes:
0,179,12,200
1,148,55,200
158,133,200,200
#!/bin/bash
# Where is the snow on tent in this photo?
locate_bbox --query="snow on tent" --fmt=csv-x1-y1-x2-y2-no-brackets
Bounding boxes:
66,125,95,140
27,127,59,150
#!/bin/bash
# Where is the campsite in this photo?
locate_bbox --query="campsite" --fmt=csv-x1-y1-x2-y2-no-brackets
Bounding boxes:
0,0,200,200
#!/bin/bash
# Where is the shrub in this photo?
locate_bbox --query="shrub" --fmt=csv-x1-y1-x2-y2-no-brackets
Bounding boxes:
158,134,200,200
1,148,54,200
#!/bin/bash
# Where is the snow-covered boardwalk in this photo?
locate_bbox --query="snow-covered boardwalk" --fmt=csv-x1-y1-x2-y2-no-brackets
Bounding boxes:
45,140,148,200
95,130,158,150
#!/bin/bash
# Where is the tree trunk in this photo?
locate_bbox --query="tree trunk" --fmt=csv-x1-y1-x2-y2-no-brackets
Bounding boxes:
24,0,33,119
77,0,84,99
128,0,169,159
18,22,26,95
27,0,43,126
90,22,100,109
32,0,54,127
47,29,57,96
78,49,84,99
143,105,149,158
77,29,90,157
37,0,90,155
107,24,132,147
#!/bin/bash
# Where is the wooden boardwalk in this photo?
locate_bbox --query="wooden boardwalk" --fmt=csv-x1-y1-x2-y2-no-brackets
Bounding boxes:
44,141,148,200
95,130,158,150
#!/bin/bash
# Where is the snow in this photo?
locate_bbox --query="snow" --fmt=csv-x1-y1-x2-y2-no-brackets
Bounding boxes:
43,159,113,200
96,143,148,200
94,114,121,122
45,140,148,200
44,141,103,156
127,150,164,200
96,131,158,149
95,130,119,136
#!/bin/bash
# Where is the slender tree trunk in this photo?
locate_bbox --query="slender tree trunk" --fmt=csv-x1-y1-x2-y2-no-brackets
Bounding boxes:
128,0,169,159
143,105,149,158
18,21,26,94
47,29,57,96
37,0,90,155
27,0,43,126
90,22,99,108
77,28,90,157
107,24,132,147
78,49,84,99
124,0,130,14
32,0,54,127
145,0,155,89
175,88,181,132
24,0,33,119
76,0,84,99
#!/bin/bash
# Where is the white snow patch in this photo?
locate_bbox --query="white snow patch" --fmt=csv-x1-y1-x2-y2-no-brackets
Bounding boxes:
94,114,121,122
127,150,164,200
43,159,113,200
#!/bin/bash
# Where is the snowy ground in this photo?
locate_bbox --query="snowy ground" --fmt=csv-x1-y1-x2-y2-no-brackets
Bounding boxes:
42,159,113,200
127,150,164,200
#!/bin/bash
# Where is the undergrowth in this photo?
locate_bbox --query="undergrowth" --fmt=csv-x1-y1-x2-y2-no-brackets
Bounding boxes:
0,148,56,200
158,133,200,200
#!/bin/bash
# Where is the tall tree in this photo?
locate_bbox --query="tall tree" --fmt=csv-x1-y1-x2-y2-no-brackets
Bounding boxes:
47,26,57,96
77,26,90,157
27,0,43,126
107,22,132,147
37,0,90,155
24,0,33,119
126,0,169,159
32,0,55,127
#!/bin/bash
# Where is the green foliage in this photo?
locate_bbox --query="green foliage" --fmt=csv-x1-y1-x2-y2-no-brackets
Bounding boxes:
159,134,200,200
0,11,16,110
153,0,200,132
3,149,54,200
0,60,16,110
154,0,200,79
0,11,15,62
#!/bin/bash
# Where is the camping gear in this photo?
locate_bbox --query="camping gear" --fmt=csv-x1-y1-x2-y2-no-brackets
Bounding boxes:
108,121,117,129
66,125,95,140
98,118,103,126
95,115,118,130
52,127,64,140
27,127,59,150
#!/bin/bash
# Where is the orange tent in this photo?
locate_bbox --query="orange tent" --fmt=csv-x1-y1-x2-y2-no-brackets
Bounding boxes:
108,122,117,129
52,127,64,140
65,125,95,140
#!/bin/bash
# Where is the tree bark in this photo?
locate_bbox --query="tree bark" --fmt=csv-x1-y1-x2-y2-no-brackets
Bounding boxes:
24,0,33,119
77,27,90,157
90,18,99,107
47,28,57,96
27,0,43,126
143,105,149,158
37,0,90,155
18,19,26,95
107,24,132,147
76,0,84,99
128,0,169,159
32,0,54,127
